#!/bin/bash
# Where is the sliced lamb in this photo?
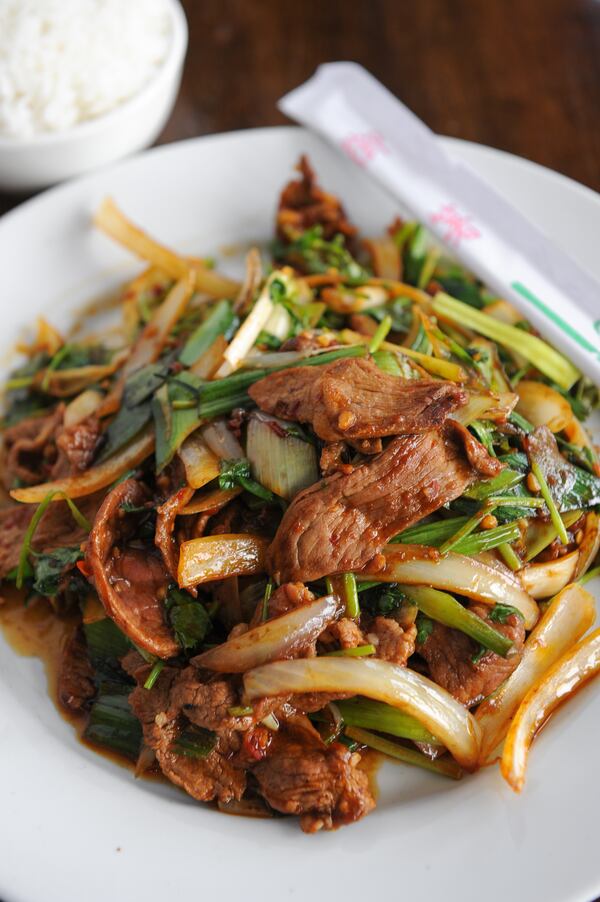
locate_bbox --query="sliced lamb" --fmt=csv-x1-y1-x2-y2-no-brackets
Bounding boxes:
276,154,357,246
418,602,526,707
155,485,195,580
268,421,503,583
128,663,246,804
1,405,65,488
57,626,96,712
253,720,375,832
248,356,467,444
85,478,178,659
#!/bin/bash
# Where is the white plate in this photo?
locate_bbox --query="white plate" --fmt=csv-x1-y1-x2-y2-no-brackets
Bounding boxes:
0,127,599,902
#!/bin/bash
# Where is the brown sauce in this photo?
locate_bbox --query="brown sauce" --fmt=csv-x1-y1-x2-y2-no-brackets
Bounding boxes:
0,587,152,775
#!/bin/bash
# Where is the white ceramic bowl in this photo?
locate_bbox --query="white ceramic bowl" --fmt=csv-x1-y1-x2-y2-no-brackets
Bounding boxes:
0,0,188,193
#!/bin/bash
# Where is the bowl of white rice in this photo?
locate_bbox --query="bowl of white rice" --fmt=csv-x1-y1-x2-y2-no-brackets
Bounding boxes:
0,0,187,191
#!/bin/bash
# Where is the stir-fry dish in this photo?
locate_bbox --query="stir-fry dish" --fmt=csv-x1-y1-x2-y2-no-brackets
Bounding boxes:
1,157,600,832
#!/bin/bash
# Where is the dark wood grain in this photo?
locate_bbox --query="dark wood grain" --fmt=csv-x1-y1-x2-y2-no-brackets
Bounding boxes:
1,0,599,219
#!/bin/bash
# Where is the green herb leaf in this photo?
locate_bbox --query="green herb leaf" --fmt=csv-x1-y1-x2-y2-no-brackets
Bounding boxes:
416,612,434,645
32,545,83,597
165,586,211,652
489,603,524,624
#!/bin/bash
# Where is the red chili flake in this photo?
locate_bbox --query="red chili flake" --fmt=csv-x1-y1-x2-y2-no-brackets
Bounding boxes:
242,726,272,761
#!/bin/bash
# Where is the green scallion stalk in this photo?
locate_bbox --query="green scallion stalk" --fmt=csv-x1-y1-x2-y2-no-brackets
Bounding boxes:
525,509,582,562
463,469,524,500
178,300,234,367
261,579,273,622
174,727,217,759
497,542,522,571
392,516,522,555
417,246,441,290
371,348,403,376
342,572,360,618
16,490,91,588
368,315,393,353
143,659,165,691
400,585,513,656
84,683,142,761
335,697,437,743
453,521,522,555
41,344,74,392
325,644,376,658
5,375,35,390
432,293,580,390
346,726,462,780
439,504,495,555
530,460,569,544
579,565,600,586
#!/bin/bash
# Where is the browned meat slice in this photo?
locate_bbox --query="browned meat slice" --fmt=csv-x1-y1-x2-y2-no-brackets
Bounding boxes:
320,441,353,476
269,421,503,583
129,663,246,804
253,722,375,832
85,478,178,659
169,670,252,732
366,616,417,666
54,416,102,474
1,405,65,489
419,602,526,707
155,486,195,580
248,357,467,443
0,496,98,579
524,425,594,508
57,627,96,712
276,155,357,246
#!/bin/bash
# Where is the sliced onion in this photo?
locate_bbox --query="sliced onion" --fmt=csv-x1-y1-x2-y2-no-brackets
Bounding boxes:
243,657,482,770
501,628,600,792
36,360,126,397
194,594,342,672
246,414,319,500
64,389,104,428
10,427,154,503
215,293,274,378
201,420,244,460
371,547,539,629
178,432,220,489
94,197,239,298
453,391,518,426
235,247,263,314
190,333,227,378
516,381,573,433
519,550,579,599
362,236,401,279
123,275,193,379
177,533,268,588
180,486,241,516
475,582,596,763
573,512,600,579
322,285,388,314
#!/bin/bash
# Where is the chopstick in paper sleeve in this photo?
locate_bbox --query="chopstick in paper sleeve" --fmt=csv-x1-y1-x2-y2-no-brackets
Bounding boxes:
279,62,600,388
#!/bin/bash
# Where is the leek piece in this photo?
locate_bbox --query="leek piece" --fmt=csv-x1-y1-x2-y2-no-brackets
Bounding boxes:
531,460,569,544
346,726,462,779
371,348,404,376
246,416,319,500
432,293,580,390
178,299,234,366
400,585,513,657
84,618,131,680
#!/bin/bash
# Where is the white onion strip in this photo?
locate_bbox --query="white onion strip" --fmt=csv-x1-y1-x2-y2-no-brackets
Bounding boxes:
243,657,482,770
475,582,596,763
371,547,539,629
194,594,342,673
519,550,579,599
501,628,600,792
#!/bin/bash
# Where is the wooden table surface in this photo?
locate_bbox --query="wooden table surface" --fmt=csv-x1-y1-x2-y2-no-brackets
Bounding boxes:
1,0,599,219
